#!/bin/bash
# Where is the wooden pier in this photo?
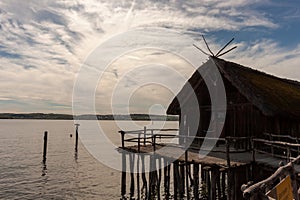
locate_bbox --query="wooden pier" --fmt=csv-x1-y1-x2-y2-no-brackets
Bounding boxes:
118,128,300,200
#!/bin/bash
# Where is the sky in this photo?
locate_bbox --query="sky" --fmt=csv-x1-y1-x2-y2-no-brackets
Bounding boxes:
1,0,300,114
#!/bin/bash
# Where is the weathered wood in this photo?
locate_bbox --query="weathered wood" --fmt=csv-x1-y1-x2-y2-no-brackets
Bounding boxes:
43,131,48,162
216,170,221,200
185,151,190,200
221,170,226,199
203,166,211,200
254,138,300,147
173,161,179,199
121,151,126,198
144,126,147,145
120,131,126,147
226,139,231,167
193,163,199,200
179,162,185,198
166,164,171,199
148,158,152,198
227,169,232,200
137,154,140,200
242,161,299,199
119,127,300,199
141,155,148,199
163,158,170,200
211,167,218,200
157,157,162,200
138,133,141,152
75,124,80,151
129,154,135,199
149,155,158,199
251,137,256,163
235,166,247,200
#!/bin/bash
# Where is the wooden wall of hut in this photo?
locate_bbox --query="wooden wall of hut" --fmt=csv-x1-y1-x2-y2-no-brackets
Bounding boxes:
178,74,300,146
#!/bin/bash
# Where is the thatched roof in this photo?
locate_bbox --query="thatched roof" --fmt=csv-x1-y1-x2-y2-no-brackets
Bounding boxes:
167,57,300,119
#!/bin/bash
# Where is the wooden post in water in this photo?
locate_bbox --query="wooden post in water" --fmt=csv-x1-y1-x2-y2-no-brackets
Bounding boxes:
157,157,162,200
173,161,179,199
204,166,211,200
137,133,140,200
120,130,127,199
129,154,135,199
163,158,170,200
179,162,185,198
226,138,232,200
75,123,80,151
211,167,219,200
143,126,147,145
43,131,48,162
141,155,148,199
221,170,226,199
185,151,190,200
193,163,199,200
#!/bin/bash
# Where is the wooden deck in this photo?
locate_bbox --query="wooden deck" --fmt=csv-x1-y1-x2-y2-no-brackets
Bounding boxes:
122,143,300,173
119,129,300,199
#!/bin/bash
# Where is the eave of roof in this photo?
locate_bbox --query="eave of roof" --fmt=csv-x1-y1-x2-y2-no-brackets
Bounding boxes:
167,56,300,120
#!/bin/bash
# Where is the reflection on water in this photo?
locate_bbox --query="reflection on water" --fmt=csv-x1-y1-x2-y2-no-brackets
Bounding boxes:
0,119,178,199
74,149,78,161
41,160,47,177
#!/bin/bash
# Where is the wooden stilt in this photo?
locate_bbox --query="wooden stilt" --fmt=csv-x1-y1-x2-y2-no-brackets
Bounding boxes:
129,154,135,199
75,124,80,152
193,163,199,200
221,171,226,199
121,151,127,199
227,169,233,200
163,158,170,200
200,165,207,199
179,162,185,198
43,131,48,162
141,155,148,199
149,156,153,198
173,161,179,199
216,170,221,200
185,151,190,200
157,157,162,200
137,154,140,200
149,154,158,199
204,167,211,200
211,167,219,200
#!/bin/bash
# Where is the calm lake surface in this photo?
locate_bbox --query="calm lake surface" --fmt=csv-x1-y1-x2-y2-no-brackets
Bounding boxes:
0,120,178,200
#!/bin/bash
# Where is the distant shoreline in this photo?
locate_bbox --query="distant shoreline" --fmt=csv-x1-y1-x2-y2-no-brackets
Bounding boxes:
0,113,179,121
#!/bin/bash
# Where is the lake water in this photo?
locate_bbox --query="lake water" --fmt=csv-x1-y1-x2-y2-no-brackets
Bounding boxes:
0,120,178,199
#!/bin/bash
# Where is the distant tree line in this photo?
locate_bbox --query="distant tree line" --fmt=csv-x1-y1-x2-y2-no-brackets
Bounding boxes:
0,113,178,121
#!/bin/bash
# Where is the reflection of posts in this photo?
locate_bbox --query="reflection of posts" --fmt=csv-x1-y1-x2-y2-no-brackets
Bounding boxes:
43,131,48,162
120,130,126,199
42,161,47,176
121,151,126,199
75,124,80,151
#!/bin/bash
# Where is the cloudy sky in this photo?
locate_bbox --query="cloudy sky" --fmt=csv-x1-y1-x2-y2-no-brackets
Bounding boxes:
1,0,300,114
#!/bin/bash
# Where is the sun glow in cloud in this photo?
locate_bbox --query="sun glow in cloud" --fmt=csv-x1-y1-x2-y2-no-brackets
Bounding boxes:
0,0,300,113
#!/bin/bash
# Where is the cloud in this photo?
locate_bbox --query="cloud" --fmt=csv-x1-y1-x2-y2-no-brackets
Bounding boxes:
0,0,299,113
223,39,300,80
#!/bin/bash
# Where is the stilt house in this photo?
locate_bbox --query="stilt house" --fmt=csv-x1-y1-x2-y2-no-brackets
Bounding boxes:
167,57,300,141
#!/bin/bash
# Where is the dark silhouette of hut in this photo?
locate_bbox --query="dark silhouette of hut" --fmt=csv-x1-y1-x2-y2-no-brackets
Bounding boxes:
167,56,300,142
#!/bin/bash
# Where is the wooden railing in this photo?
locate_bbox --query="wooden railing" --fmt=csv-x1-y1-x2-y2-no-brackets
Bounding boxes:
119,127,252,168
263,132,300,144
242,155,300,200
252,138,300,163
120,129,300,163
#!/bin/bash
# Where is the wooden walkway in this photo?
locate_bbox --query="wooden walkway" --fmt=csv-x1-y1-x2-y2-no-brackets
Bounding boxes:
123,143,300,173
119,128,300,199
